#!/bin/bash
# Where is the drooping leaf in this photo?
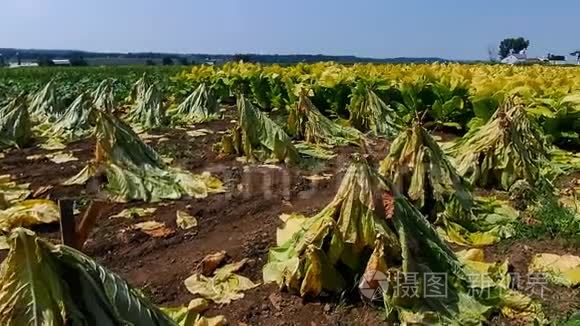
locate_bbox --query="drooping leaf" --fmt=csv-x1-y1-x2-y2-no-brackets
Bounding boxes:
128,72,152,104
380,123,472,220
169,83,220,124
0,228,188,325
0,94,32,149
64,110,224,202
0,229,66,326
263,156,543,325
263,156,399,296
42,92,96,142
127,83,168,130
288,90,361,146
438,196,518,246
450,97,548,190
93,79,116,112
222,95,299,163
29,80,63,121
348,83,403,137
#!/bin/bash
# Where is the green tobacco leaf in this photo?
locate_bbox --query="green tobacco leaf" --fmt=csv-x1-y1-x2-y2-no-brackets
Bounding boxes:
92,79,116,112
224,95,299,163
450,97,548,190
162,304,226,326
42,92,96,142
0,228,66,326
0,94,32,150
289,90,361,146
29,80,63,121
437,220,503,246
276,213,308,245
127,83,168,130
64,110,224,202
293,142,337,160
0,228,180,325
169,83,219,124
348,83,403,137
54,237,177,325
380,123,472,219
439,196,517,246
263,156,542,324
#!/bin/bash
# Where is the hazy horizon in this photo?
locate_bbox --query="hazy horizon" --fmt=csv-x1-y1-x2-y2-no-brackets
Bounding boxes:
2,0,579,60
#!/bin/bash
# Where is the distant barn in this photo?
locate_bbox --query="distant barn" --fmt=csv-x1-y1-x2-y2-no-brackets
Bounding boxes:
501,53,529,65
8,61,39,68
500,52,540,65
540,54,567,65
51,59,71,66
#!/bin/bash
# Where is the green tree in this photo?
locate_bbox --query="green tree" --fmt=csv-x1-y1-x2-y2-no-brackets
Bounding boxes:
70,56,88,66
37,56,55,67
232,54,252,63
162,57,174,65
499,37,530,59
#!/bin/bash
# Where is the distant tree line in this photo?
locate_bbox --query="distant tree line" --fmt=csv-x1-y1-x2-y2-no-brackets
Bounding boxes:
0,48,453,66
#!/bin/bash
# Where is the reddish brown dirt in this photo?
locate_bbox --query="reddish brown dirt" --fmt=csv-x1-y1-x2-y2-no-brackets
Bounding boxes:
485,239,580,321
1,118,578,325
0,117,389,325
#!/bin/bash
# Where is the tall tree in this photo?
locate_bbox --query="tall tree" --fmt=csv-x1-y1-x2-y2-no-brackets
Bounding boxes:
162,56,174,65
498,37,530,59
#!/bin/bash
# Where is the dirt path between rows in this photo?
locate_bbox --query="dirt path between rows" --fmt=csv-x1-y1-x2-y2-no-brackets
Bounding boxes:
1,117,577,325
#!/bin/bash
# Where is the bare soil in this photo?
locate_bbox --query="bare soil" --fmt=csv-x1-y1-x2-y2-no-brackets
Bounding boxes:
1,117,578,325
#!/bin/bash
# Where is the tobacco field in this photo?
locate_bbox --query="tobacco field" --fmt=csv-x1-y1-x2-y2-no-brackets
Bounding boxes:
0,63,579,325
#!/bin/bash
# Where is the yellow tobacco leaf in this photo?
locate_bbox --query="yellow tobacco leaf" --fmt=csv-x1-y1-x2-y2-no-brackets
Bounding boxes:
133,221,174,238
49,152,78,164
110,207,157,219
529,253,580,287
276,213,307,245
300,246,323,297
184,260,259,304
176,210,198,230
187,129,214,137
0,199,60,231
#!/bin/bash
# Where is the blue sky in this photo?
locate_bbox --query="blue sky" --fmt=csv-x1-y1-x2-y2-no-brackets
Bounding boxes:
2,0,579,60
